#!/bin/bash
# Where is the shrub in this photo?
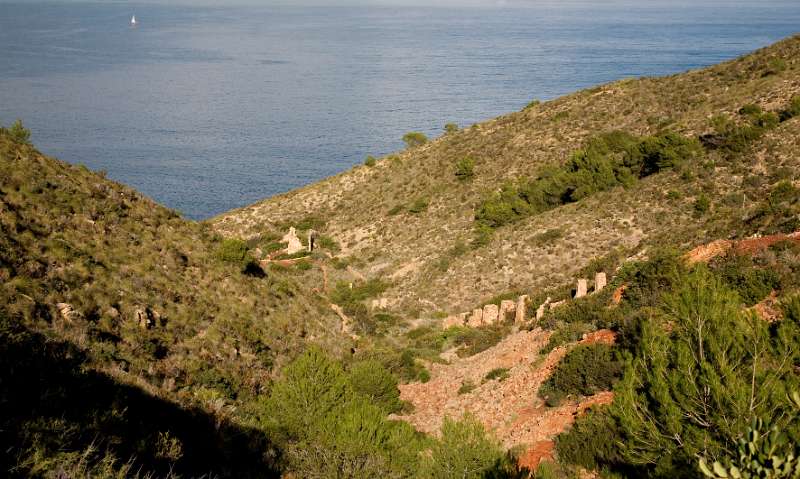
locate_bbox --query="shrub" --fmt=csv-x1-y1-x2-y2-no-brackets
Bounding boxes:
408,197,429,214
364,155,377,167
484,368,510,382
610,267,799,472
556,407,626,471
216,238,254,271
694,194,710,215
444,123,459,134
458,380,476,395
348,360,402,414
7,120,31,144
420,414,506,479
402,131,428,148
699,394,800,479
538,344,621,406
475,131,699,229
455,157,476,181
714,256,781,306
524,99,541,110
779,95,800,122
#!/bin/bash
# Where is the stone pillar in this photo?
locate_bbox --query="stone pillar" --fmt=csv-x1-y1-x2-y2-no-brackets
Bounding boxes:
535,297,551,320
515,295,529,324
594,272,607,293
482,304,499,325
467,308,483,327
499,300,516,322
442,316,461,329
575,279,588,298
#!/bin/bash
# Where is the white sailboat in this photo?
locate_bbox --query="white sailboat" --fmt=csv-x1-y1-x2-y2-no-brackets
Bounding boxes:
130,15,137,26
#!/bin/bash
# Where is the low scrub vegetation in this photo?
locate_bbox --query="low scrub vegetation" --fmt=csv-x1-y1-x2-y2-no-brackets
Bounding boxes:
476,131,702,229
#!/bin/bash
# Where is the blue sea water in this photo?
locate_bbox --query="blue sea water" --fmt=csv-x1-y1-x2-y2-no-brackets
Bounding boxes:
1,1,798,220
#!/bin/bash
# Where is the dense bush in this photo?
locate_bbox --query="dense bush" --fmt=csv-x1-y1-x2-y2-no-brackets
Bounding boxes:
408,197,429,214
348,360,402,414
555,407,626,471
402,131,428,148
714,255,781,305
779,95,800,121
610,267,800,476
538,344,621,406
444,123,459,134
419,414,506,479
364,155,377,167
259,348,422,477
455,157,476,181
4,119,31,144
476,131,701,229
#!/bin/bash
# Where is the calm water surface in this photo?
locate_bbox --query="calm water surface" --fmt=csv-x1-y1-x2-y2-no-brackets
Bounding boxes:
1,1,799,219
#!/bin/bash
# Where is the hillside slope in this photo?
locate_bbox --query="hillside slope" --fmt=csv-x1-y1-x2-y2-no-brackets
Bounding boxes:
214,34,800,318
0,128,351,477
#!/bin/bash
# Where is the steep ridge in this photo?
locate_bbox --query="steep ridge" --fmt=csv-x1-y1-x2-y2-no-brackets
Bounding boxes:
213,35,800,317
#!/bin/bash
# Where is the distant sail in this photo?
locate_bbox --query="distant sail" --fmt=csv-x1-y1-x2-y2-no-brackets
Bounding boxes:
131,15,137,26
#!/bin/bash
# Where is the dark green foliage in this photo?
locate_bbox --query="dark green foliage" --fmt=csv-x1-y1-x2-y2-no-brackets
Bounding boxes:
699,395,800,478
538,344,621,406
476,131,701,229
714,255,781,306
694,193,711,215
455,156,476,181
779,95,800,121
402,131,428,148
419,414,506,479
408,197,429,213
540,322,594,354
6,120,31,144
485,367,510,382
610,267,799,475
217,238,249,264
330,279,388,333
259,348,424,477
364,155,377,167
747,180,800,234
458,380,476,395
348,360,402,414
556,407,626,471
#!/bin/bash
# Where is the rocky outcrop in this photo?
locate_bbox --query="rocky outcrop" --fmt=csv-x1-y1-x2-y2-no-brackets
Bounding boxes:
55,303,81,322
685,231,800,264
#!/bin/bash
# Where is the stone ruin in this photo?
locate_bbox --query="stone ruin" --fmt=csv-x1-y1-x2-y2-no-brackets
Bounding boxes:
307,229,318,253
282,227,305,255
441,271,611,330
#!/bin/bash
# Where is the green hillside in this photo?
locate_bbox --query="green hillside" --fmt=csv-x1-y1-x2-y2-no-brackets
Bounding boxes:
2,34,800,479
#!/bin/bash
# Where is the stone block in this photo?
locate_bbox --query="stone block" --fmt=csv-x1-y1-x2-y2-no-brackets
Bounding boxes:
482,304,499,325
575,278,588,298
515,295,529,324
499,300,516,322
594,272,607,293
467,308,483,327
